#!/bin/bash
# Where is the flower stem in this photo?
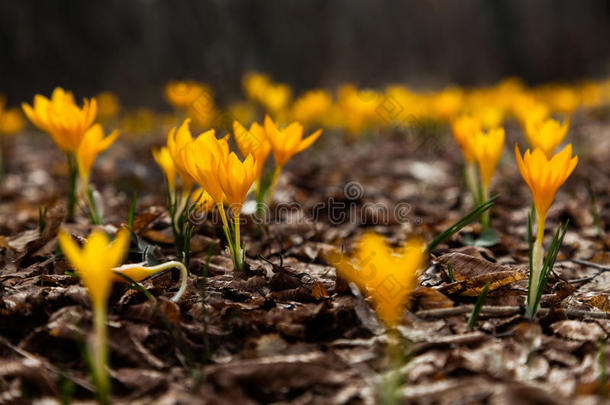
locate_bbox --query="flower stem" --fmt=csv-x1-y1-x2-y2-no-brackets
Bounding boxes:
464,162,480,205
480,184,490,230
66,153,78,221
233,211,243,271
527,213,545,315
266,165,283,204
92,303,110,405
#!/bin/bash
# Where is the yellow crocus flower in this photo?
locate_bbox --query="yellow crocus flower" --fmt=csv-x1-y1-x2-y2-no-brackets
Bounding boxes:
469,127,505,189
76,124,119,185
524,117,569,159
183,128,230,206
112,260,188,302
165,80,210,110
166,119,197,192
515,144,578,313
58,228,129,401
450,115,481,163
233,120,271,182
58,229,130,308
22,87,97,153
263,115,322,168
152,146,177,193
515,144,578,224
290,89,333,125
96,92,120,121
218,152,257,214
327,233,426,327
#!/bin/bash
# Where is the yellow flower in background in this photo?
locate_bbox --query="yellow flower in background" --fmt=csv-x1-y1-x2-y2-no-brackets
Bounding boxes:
243,72,271,101
511,94,549,127
167,119,197,192
228,101,256,126
165,80,210,109
263,115,322,168
450,115,481,163
218,152,257,213
233,120,271,182
22,87,97,152
260,83,292,114
0,108,25,135
524,117,569,159
469,127,505,189
76,124,119,185
515,144,578,221
476,106,505,129
152,146,177,192
327,233,426,327
96,92,120,121
432,87,463,121
58,229,130,308
290,89,333,125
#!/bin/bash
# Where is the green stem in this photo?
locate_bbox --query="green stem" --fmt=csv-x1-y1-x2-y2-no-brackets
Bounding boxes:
66,153,78,221
266,165,283,204
464,162,480,205
527,214,545,315
85,185,101,225
234,211,243,272
480,184,490,230
92,303,109,405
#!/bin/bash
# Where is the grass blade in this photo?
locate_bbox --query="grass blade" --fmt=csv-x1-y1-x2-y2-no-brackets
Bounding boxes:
467,281,490,329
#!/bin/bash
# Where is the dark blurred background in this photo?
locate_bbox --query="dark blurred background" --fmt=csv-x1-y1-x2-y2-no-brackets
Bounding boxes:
1,0,610,106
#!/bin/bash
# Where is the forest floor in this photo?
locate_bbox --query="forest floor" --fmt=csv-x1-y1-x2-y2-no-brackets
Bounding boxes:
1,114,609,404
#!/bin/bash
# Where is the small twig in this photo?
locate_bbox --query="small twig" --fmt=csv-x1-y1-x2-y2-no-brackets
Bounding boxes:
570,259,610,272
415,305,610,320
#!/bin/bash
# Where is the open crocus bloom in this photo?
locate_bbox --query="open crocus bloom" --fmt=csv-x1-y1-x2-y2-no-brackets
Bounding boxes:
22,87,97,153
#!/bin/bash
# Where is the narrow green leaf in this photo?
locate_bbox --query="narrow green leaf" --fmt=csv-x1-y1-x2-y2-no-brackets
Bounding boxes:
447,262,455,283
426,195,498,254
467,281,490,329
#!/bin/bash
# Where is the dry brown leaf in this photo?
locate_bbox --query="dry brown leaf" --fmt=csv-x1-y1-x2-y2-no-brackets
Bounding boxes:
551,320,607,341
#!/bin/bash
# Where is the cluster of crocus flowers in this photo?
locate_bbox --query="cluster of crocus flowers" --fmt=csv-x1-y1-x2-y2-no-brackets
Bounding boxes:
22,88,118,223
327,233,426,327
242,72,292,117
181,123,256,272
153,119,213,260
515,144,577,317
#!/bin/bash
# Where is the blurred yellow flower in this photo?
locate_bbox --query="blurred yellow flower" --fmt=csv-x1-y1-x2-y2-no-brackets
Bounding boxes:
450,115,481,163
165,80,210,110
469,127,505,189
290,89,333,125
0,108,25,135
167,119,196,192
76,124,119,186
152,146,177,192
524,117,569,159
22,87,97,152
96,91,120,121
233,120,271,182
58,229,130,309
243,72,271,101
327,233,426,327
263,115,322,168
432,87,463,121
